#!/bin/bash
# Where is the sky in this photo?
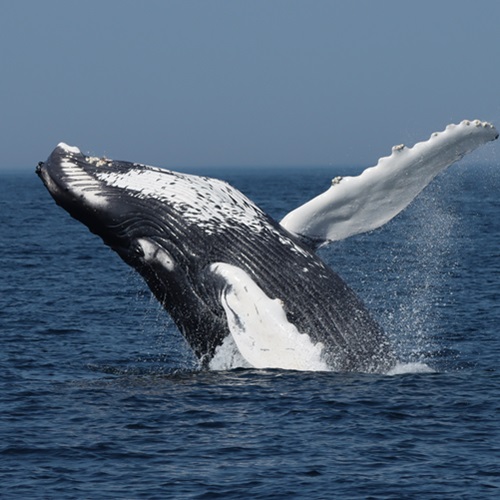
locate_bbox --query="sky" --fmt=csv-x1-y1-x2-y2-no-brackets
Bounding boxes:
2,0,500,170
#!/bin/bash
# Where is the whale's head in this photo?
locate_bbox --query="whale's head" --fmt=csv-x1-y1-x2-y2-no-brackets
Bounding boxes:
37,142,268,259
36,143,274,357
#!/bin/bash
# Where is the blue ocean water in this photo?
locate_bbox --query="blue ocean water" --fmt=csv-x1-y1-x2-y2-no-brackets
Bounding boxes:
1,163,500,499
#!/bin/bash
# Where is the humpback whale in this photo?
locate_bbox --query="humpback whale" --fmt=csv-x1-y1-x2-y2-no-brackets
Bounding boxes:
37,120,498,372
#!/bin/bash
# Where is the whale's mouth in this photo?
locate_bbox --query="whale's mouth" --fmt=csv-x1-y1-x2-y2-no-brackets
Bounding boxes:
36,143,140,262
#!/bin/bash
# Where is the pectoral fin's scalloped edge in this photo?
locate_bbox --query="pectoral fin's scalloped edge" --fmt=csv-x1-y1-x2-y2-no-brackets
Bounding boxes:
280,120,498,247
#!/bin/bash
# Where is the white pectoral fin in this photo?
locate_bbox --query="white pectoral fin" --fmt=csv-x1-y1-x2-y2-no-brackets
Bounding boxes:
280,120,498,245
210,263,329,371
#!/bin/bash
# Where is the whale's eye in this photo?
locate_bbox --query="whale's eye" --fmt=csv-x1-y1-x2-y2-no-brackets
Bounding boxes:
132,242,144,258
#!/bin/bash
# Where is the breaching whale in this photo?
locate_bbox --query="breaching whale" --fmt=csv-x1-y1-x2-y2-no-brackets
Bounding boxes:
37,120,498,372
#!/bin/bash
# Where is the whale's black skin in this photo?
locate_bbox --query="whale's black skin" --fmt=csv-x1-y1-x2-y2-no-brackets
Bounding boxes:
37,144,395,372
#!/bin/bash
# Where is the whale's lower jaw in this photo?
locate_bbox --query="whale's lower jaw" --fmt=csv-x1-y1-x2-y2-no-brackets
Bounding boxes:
37,143,397,373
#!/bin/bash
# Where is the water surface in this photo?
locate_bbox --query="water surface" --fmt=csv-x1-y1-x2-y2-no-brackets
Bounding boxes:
1,165,499,498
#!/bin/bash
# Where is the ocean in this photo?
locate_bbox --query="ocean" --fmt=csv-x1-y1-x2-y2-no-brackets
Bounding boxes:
1,163,499,498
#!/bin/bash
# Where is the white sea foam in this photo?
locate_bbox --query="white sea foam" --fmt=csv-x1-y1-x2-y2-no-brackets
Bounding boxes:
386,362,435,376
209,334,252,371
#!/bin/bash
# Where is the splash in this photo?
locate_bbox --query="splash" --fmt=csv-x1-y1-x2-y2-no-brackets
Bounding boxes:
209,334,252,371
384,176,458,367
317,167,462,373
386,362,435,376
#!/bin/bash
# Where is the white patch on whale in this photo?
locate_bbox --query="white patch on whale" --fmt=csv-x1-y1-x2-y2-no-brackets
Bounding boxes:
57,142,82,155
210,262,329,371
136,238,175,271
94,168,267,235
55,143,109,208
93,166,316,260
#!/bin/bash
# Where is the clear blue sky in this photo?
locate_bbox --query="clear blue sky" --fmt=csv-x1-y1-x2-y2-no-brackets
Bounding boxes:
2,0,500,170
